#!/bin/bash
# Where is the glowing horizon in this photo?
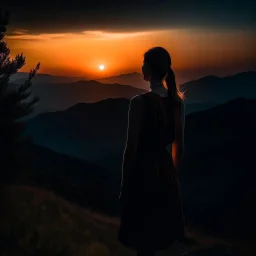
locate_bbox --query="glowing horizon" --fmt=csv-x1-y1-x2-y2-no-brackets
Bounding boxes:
5,28,256,79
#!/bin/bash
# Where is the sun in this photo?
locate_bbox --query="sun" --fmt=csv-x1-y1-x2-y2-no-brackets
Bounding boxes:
99,64,105,70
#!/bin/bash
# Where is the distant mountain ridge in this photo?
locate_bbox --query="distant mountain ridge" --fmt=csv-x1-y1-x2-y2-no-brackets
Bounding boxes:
28,70,256,118
96,72,148,89
22,79,146,117
183,71,255,86
182,71,256,103
10,72,87,84
11,70,256,87
97,72,141,81
25,94,256,171
181,97,256,239
24,97,256,239
24,97,129,171
27,143,119,215
12,70,256,118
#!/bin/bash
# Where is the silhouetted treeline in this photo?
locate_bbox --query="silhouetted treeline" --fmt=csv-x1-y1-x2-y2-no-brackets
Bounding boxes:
0,10,40,185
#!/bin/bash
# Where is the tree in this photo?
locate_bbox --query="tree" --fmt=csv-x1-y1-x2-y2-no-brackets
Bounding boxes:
0,9,40,185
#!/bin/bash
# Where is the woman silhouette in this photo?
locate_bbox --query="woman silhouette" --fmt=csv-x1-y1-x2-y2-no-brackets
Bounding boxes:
118,47,186,256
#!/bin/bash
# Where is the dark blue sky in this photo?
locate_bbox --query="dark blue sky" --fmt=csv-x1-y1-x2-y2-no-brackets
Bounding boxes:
2,0,256,34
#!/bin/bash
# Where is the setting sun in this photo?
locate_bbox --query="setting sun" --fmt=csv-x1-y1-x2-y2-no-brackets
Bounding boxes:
99,65,105,71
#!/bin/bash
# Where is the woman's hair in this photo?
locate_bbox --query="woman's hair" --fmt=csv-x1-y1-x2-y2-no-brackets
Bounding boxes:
143,47,184,103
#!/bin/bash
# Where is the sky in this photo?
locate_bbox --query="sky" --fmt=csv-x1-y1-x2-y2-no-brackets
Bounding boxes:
2,0,256,80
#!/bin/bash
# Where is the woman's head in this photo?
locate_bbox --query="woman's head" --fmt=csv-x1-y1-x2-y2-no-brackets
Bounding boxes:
142,46,184,102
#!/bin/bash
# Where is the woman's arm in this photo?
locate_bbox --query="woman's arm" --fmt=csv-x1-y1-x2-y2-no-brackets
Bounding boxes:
119,96,144,199
172,100,185,171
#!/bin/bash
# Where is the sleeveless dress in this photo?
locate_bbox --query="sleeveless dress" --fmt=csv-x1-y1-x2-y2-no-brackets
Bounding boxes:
118,91,185,251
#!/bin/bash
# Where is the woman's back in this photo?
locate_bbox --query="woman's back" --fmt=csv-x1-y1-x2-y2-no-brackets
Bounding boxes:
139,91,176,151
118,92,185,251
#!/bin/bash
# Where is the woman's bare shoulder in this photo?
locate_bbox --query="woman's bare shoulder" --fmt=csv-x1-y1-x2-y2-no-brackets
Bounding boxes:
130,94,148,105
129,95,145,112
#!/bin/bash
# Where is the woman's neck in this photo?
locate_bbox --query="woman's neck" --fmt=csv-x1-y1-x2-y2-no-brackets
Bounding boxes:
150,81,168,97
150,79,163,89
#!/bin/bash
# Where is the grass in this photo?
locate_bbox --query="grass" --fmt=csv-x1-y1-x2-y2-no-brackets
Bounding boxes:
0,185,130,256
0,185,254,256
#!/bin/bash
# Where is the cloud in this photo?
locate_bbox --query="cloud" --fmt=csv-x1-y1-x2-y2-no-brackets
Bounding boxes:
6,32,73,41
5,30,158,41
11,28,29,35
81,30,155,40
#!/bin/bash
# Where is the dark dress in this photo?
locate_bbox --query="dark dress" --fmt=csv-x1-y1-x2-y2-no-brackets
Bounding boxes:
118,91,185,251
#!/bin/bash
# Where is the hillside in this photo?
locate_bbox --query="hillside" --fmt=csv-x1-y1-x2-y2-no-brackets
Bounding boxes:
23,98,221,169
24,97,256,240
182,71,256,103
16,71,256,118
96,72,148,90
95,70,219,88
0,185,130,256
9,72,86,84
24,80,256,170
26,143,119,215
24,98,130,171
22,80,146,117
1,186,252,256
181,97,256,239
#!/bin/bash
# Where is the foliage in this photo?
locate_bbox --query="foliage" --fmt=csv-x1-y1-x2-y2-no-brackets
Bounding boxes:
0,9,40,184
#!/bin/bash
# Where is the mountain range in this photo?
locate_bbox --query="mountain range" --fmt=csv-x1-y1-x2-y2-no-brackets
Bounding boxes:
96,72,148,89
23,70,256,170
182,71,256,103
17,70,256,239
26,143,119,215
11,71,256,118
8,70,198,89
23,80,146,117
24,98,129,171
12,69,239,89
180,97,256,239
24,96,256,240
9,72,87,84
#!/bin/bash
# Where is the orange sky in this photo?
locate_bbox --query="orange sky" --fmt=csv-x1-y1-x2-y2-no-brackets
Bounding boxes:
6,28,256,79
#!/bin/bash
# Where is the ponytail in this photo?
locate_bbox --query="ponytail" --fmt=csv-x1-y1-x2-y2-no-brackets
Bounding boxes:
143,46,185,103
165,67,184,104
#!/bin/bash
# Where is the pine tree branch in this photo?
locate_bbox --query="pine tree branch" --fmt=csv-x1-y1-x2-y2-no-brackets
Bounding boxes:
0,42,10,68
18,62,40,94
1,54,26,76
1,93,40,120
0,9,40,181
